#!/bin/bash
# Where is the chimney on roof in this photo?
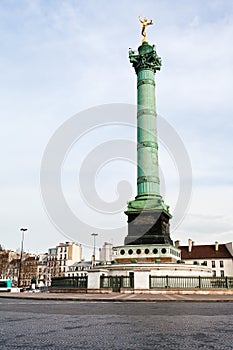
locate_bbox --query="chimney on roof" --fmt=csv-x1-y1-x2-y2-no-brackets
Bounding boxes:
188,239,193,253
215,241,219,252
175,240,180,248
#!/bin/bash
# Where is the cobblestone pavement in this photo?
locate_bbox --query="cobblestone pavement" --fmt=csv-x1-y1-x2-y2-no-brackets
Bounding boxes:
0,298,233,349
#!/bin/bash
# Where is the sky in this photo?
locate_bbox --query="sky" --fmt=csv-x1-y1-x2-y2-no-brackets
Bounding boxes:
0,0,232,259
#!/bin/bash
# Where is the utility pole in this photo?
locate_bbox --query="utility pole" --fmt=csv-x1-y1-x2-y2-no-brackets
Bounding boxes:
18,228,27,288
91,233,98,266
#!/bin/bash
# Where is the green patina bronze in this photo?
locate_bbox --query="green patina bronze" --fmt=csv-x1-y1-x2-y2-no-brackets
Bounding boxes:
125,42,170,216
124,25,173,246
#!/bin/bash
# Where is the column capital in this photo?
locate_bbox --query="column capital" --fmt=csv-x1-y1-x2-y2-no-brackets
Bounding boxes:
129,43,162,74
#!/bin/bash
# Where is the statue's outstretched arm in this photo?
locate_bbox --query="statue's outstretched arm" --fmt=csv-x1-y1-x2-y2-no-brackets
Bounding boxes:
138,15,143,24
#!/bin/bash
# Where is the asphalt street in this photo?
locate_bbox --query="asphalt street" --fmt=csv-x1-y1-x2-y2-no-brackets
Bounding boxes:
0,299,233,349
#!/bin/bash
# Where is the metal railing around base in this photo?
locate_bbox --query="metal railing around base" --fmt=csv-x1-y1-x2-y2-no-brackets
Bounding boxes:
149,276,233,289
51,276,88,289
100,276,134,291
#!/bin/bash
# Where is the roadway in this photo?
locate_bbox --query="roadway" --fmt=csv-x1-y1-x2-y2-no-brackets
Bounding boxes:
0,297,233,349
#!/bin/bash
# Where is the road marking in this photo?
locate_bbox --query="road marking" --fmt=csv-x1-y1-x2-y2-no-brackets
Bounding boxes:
174,294,191,300
164,295,177,300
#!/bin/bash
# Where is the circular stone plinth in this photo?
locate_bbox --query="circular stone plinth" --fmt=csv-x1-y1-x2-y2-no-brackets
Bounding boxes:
114,244,181,263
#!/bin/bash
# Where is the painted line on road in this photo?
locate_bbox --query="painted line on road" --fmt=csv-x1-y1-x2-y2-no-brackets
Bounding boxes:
164,295,177,300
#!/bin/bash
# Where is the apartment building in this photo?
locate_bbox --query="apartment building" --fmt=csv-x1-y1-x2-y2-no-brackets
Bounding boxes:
0,249,19,279
47,242,82,285
178,240,233,277
99,242,114,263
37,253,48,287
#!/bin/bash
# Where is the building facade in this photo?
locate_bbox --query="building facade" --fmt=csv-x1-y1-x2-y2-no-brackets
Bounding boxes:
47,242,82,285
0,249,19,280
37,253,48,287
65,261,92,278
99,242,114,263
20,255,38,288
178,240,233,277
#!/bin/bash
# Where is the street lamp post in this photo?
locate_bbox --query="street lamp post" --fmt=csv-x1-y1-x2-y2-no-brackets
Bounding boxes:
18,228,27,288
91,233,98,266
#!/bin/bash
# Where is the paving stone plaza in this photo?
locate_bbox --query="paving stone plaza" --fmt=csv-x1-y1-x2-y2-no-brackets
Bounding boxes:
0,296,233,350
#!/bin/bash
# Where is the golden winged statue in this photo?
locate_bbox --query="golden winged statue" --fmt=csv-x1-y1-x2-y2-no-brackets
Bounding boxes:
139,16,153,43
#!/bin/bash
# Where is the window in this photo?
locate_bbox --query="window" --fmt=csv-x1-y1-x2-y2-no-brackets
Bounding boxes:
220,270,224,277
220,261,224,268
212,270,216,277
212,261,215,268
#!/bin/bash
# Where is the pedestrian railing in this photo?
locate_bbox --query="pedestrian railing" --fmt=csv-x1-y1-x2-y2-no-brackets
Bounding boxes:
149,276,233,289
100,276,134,289
51,276,88,289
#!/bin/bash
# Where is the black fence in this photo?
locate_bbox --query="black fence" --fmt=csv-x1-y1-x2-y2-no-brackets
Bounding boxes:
100,276,134,291
149,276,233,289
51,276,88,289
50,275,233,291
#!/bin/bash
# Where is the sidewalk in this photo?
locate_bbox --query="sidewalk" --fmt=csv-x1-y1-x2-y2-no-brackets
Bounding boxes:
1,291,233,302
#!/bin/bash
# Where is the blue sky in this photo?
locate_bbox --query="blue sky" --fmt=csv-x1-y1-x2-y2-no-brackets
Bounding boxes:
0,0,232,258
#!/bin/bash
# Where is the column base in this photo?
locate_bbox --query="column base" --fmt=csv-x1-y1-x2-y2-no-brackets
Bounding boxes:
124,209,173,246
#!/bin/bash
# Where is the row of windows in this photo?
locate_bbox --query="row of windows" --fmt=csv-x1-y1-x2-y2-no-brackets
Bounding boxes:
60,254,67,260
212,261,224,268
59,247,67,253
69,266,92,272
21,274,35,279
193,260,224,268
38,268,46,273
67,273,87,277
48,267,67,273
38,274,46,280
213,270,224,277
47,255,68,261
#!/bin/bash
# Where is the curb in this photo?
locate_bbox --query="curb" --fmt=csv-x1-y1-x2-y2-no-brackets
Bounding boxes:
1,293,233,302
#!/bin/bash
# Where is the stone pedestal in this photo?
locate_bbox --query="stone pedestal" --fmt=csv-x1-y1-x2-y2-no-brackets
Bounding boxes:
125,210,173,245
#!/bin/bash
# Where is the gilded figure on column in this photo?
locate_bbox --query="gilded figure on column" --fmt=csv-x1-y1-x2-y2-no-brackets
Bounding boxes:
139,16,153,43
